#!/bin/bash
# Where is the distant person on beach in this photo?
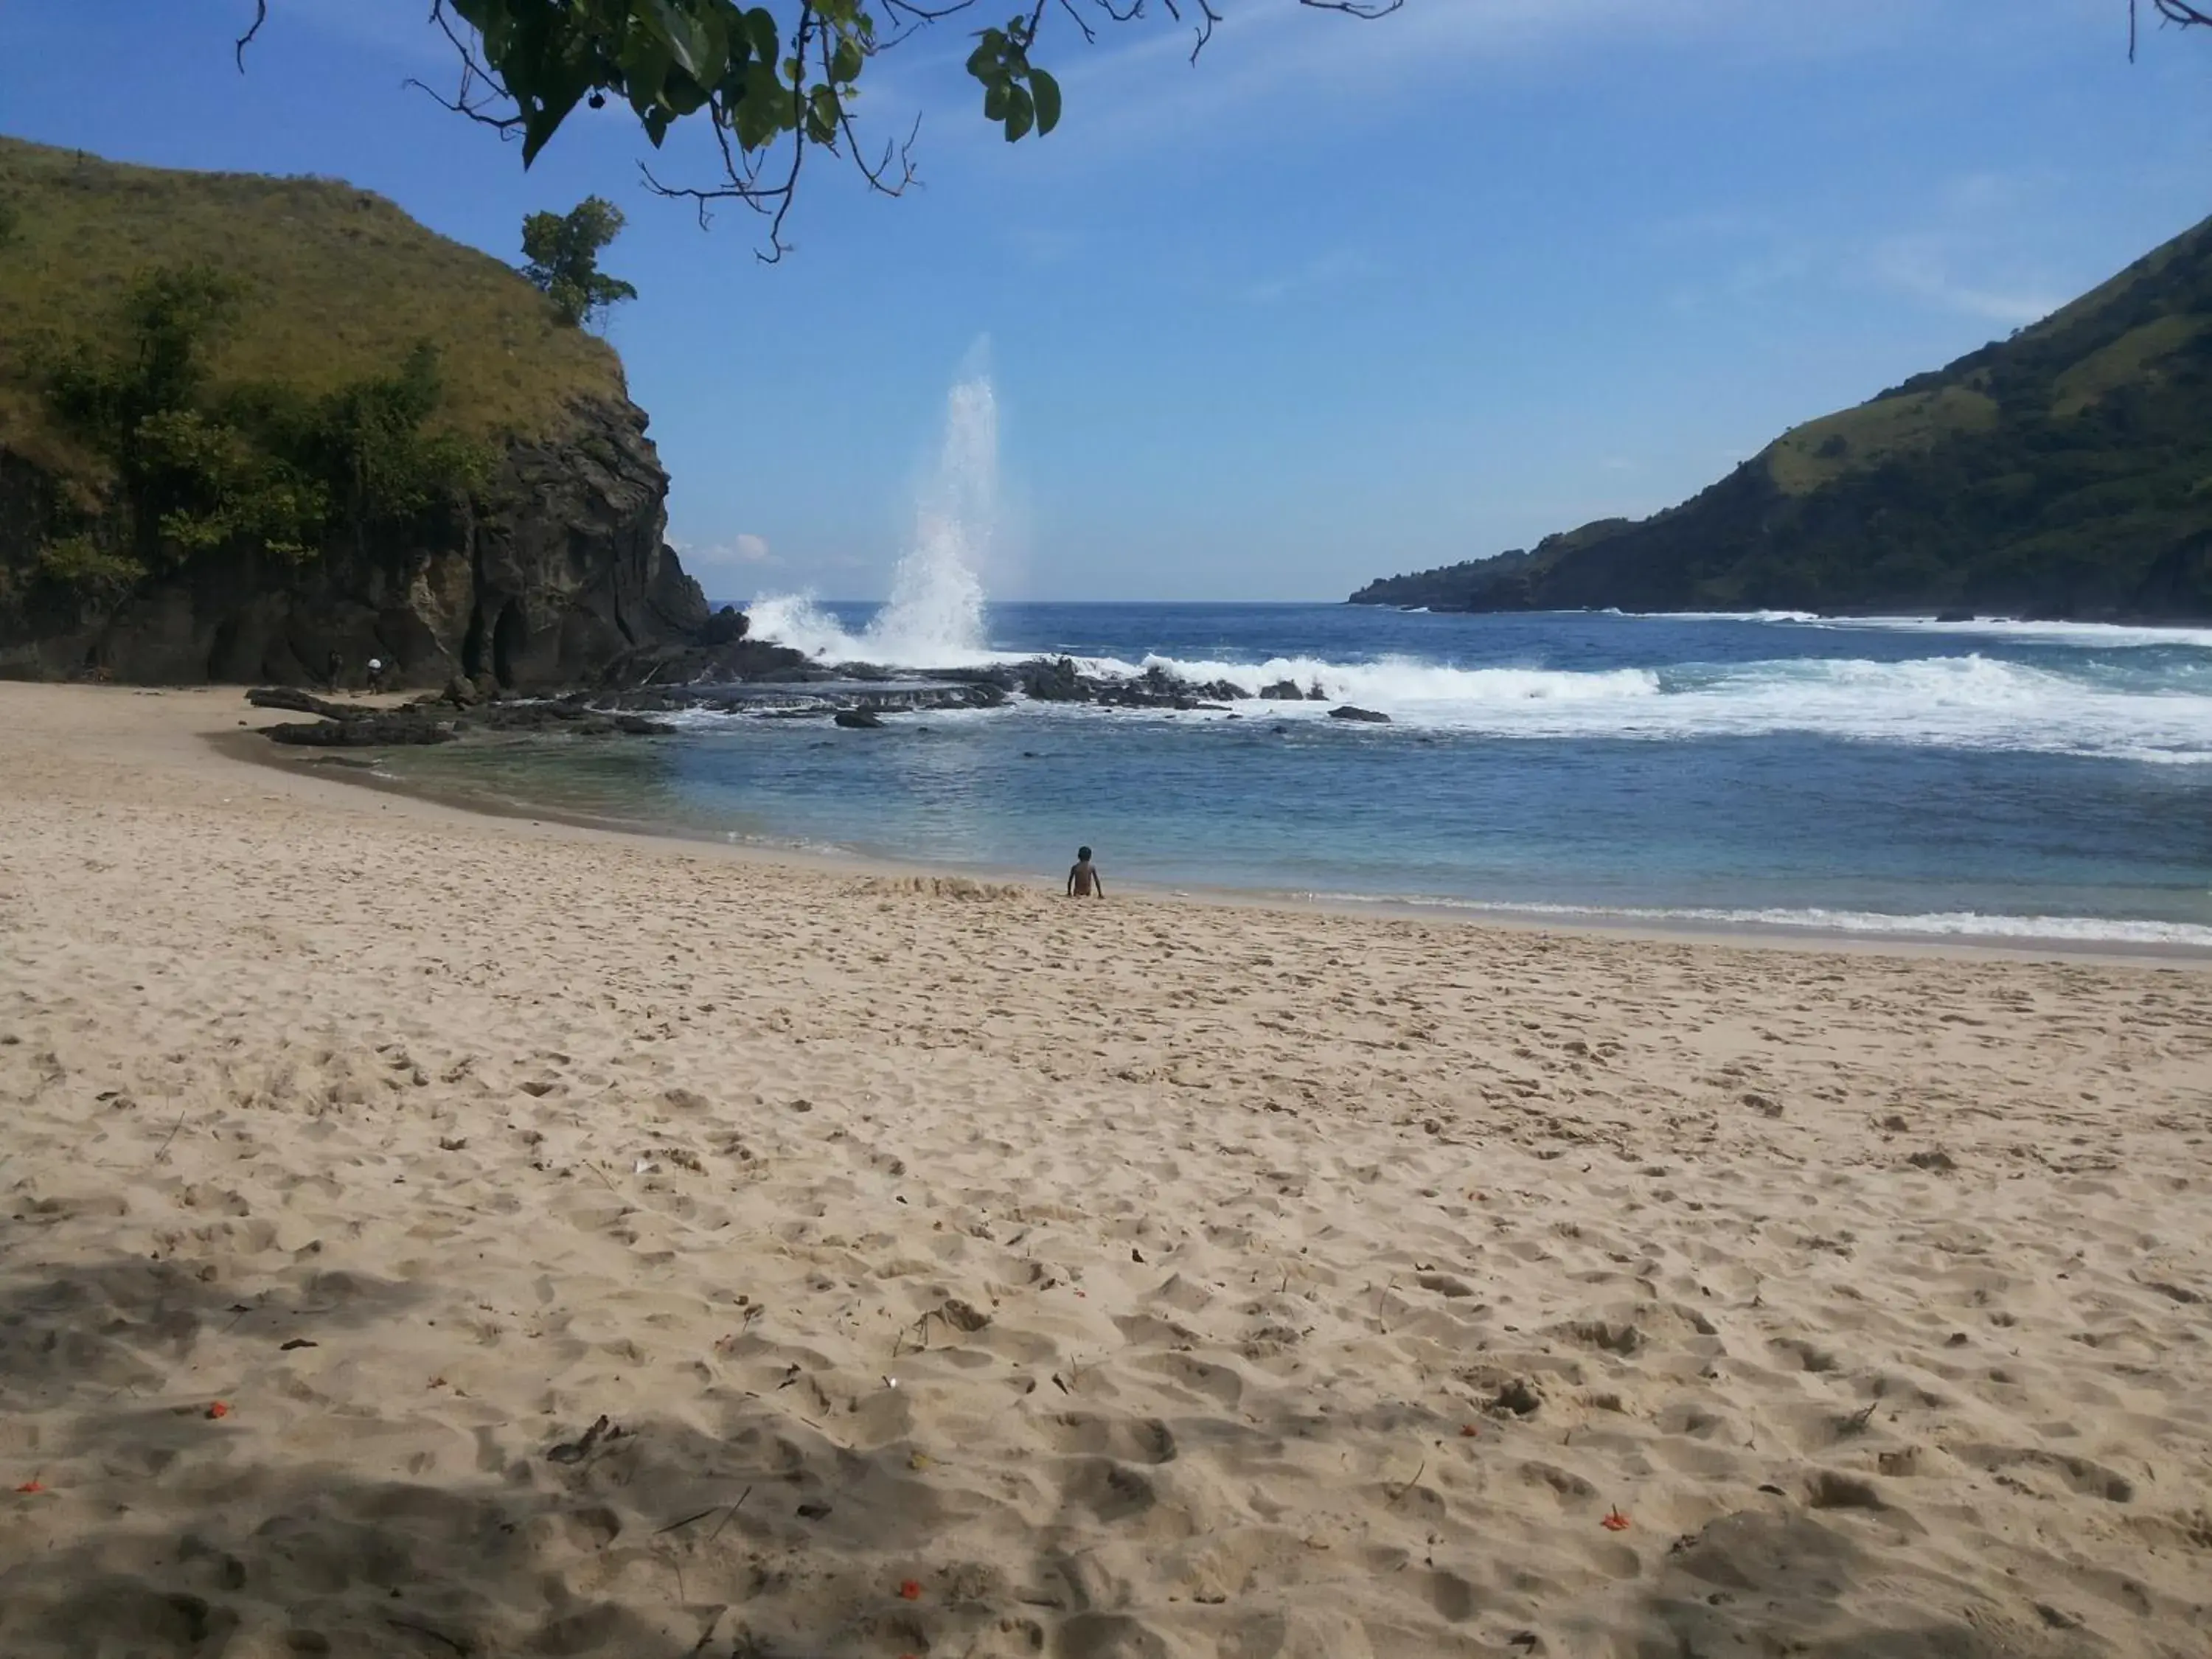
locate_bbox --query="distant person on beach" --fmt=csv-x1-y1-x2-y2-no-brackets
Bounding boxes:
325,650,344,692
1067,846,1105,899
366,656,386,694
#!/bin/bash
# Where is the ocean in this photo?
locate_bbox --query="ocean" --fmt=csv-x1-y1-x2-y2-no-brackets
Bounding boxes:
374,601,2212,949
361,371,2212,949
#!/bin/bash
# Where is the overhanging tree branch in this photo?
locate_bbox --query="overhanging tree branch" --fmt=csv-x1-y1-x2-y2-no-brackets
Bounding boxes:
234,0,268,72
227,1,2206,260
2134,0,2212,57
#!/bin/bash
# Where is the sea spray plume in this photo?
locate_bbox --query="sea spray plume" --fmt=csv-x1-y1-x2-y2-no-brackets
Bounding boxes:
874,372,995,662
749,367,998,668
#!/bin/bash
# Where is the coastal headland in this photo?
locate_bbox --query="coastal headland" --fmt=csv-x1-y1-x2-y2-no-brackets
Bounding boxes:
4,681,2208,1658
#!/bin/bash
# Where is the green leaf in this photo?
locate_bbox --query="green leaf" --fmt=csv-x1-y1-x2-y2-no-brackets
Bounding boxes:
520,83,585,167
742,6,779,63
1004,85,1034,142
830,36,863,83
620,31,675,110
732,59,790,148
806,84,841,144
983,82,1009,122
1030,66,1061,136
662,74,709,116
637,0,721,80
966,30,1005,78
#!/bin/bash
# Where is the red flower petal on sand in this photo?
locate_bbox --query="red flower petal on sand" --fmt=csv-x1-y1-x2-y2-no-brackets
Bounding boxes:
1601,1507,1631,1531
1459,1425,1481,1438
206,1402,231,1419
897,1579,922,1601
15,1479,46,1494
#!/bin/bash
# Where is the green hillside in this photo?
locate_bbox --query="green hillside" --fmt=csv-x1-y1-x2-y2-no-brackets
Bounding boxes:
1352,213,2212,620
0,136,625,485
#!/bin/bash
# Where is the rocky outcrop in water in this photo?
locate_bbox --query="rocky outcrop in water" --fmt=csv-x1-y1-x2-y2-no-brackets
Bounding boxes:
2,400,712,690
248,684,680,746
938,657,1266,710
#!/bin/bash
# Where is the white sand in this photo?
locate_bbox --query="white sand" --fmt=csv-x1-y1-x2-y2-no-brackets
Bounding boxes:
2,682,2208,1658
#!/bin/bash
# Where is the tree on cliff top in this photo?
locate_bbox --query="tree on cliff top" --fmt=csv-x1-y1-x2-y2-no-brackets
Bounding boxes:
232,1,2206,260
521,197,638,328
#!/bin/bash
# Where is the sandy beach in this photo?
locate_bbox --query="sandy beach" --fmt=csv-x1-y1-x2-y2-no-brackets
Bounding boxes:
2,682,2208,1658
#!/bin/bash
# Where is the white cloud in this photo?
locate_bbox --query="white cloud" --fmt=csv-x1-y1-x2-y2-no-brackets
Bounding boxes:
976,0,1943,157
1865,236,2061,326
277,0,459,69
672,532,776,580
1240,246,1378,304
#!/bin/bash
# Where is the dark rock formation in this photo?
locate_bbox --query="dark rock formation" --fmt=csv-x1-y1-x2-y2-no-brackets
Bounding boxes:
265,715,457,747
2,399,710,689
1020,657,1087,702
246,686,359,720
252,684,677,747
832,709,886,729
1329,705,1391,723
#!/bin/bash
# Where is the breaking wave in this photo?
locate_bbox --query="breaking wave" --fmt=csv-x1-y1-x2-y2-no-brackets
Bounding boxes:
1043,650,2212,765
1298,894,2212,949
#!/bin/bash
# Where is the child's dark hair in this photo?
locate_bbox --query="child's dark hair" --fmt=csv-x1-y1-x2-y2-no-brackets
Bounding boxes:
1077,846,1092,861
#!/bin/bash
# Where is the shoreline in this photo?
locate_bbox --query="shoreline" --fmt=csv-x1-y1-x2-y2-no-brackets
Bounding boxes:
220,715,2212,971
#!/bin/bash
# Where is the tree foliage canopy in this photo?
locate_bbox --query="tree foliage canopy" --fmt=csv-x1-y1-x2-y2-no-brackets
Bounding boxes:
238,0,1401,257
231,1,2207,260
521,195,639,327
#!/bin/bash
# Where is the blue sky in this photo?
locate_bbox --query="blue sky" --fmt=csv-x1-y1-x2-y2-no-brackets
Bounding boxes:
2,2,2208,602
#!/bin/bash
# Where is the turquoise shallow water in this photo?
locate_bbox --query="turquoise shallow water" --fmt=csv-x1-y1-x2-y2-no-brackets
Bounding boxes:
375,604,2212,947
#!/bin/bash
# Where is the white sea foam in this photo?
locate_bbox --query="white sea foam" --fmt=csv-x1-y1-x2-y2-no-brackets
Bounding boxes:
1624,608,1825,625
1060,650,2212,764
1634,608,2212,651
1298,894,2212,950
1806,616,2212,651
731,619,2212,762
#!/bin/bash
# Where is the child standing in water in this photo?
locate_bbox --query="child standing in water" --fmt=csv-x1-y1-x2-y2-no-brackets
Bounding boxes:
1067,846,1105,899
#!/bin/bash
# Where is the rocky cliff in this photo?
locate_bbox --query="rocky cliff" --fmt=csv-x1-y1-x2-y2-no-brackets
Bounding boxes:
0,397,707,688
0,136,709,688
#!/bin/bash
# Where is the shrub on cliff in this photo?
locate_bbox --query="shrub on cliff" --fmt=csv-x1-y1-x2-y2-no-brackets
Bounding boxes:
0,135,625,493
35,265,488,589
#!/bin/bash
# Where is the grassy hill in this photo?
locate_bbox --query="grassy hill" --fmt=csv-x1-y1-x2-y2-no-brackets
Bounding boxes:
0,136,625,484
1352,213,2212,620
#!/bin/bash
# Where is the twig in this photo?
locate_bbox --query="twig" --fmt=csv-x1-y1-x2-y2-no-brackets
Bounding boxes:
655,1505,723,1535
384,1616,471,1656
1386,1455,1427,1507
153,1102,188,1162
706,1486,753,1543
